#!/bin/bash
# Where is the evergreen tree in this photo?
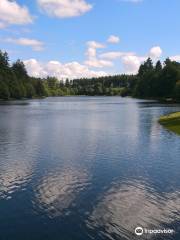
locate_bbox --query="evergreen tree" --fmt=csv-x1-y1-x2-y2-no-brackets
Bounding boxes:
0,79,10,99
174,81,180,100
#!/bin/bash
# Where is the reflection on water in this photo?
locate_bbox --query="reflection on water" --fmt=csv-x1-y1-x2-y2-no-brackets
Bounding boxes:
34,168,90,218
0,159,33,200
87,180,180,239
0,105,39,200
0,97,180,240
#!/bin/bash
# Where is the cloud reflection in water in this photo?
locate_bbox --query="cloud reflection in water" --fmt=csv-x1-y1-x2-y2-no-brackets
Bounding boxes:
0,159,34,200
87,180,180,239
34,168,90,218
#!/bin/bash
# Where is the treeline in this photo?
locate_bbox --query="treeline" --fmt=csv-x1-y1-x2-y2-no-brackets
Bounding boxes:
69,58,180,101
70,75,135,96
0,50,135,99
45,75,135,97
0,50,180,101
69,58,180,100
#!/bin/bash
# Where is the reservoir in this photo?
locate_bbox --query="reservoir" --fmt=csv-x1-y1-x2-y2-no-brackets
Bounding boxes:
0,97,179,240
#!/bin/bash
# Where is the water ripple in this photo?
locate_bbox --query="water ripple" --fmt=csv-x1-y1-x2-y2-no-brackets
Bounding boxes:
87,180,180,239
34,168,90,218
0,159,34,200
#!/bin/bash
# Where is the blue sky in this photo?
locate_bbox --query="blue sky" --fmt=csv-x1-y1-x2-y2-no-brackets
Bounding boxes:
0,0,180,79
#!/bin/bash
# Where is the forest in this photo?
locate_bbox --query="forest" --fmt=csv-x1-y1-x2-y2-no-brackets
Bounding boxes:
0,51,48,100
0,50,180,101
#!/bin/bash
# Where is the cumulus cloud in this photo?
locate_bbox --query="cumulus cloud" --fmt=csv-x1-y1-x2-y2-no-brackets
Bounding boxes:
84,40,112,68
5,38,44,51
84,40,159,72
120,46,162,74
87,41,105,49
98,49,146,74
24,59,107,80
0,22,6,29
149,46,162,59
0,0,33,28
86,47,96,59
121,55,146,74
100,51,135,60
86,41,105,56
84,59,113,68
86,41,105,59
170,55,180,62
37,0,92,18
107,35,120,44
84,40,163,73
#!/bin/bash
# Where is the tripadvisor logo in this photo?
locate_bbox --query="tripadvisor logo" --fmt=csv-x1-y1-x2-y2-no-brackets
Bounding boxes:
134,226,175,236
135,227,143,236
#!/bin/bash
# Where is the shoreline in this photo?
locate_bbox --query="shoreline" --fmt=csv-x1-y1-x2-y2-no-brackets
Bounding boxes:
159,112,180,135
0,95,180,102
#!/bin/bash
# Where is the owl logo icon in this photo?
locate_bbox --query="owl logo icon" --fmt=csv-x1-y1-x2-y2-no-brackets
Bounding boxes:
135,227,144,236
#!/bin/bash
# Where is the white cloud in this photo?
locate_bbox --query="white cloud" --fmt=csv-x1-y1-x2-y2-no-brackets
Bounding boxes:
107,35,120,44
0,0,33,28
21,38,164,77
118,46,162,74
85,40,112,68
85,40,163,73
84,40,162,73
149,46,162,59
85,41,105,59
5,38,44,51
84,59,113,68
119,46,162,74
86,47,96,59
121,55,146,74
0,22,6,29
86,41,105,60
170,55,180,62
100,51,135,60
87,41,105,49
24,59,47,78
38,0,92,18
24,59,107,80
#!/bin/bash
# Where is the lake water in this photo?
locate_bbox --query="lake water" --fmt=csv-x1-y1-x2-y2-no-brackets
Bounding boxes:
0,97,180,240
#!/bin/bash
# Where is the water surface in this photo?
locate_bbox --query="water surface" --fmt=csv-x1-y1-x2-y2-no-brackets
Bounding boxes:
0,97,179,240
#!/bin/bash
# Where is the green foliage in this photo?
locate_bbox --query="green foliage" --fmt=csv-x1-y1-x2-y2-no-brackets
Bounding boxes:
12,60,28,79
25,83,35,98
159,112,180,135
133,58,180,100
46,76,58,90
174,81,180,100
0,51,9,69
1,50,180,101
0,80,10,99
70,75,135,96
0,51,48,100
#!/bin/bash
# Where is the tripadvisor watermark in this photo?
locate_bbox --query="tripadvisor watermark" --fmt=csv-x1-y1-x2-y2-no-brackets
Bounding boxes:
135,226,175,236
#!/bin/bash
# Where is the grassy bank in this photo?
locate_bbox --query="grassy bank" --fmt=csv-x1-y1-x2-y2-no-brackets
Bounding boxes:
159,112,180,135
